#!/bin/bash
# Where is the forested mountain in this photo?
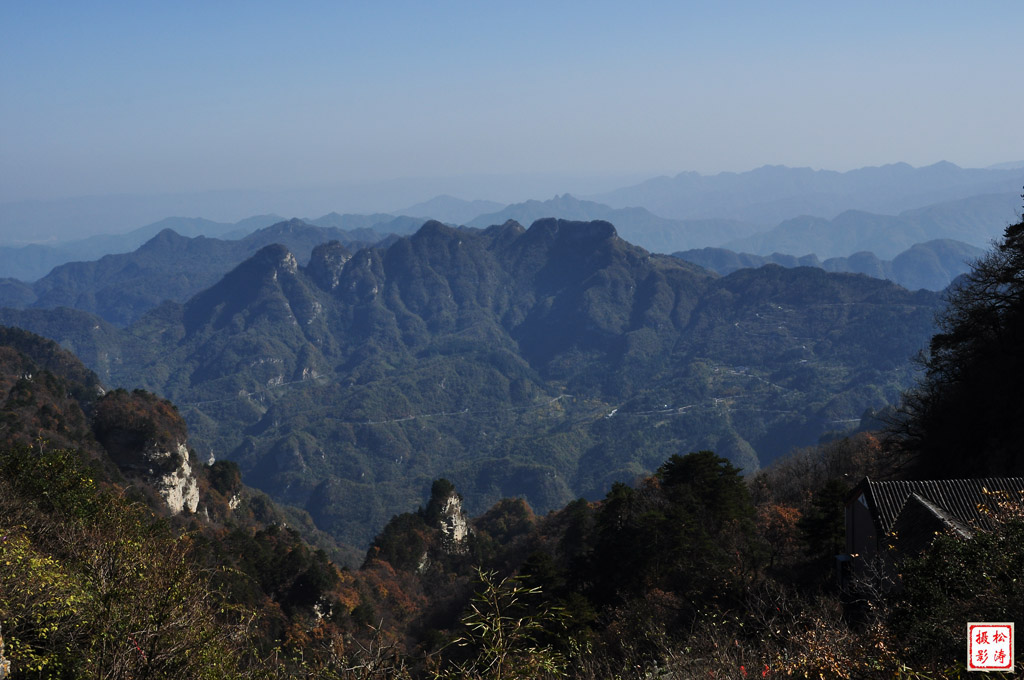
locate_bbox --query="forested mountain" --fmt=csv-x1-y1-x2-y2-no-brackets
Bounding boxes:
676,239,984,291
0,325,344,555
466,193,755,253
723,192,1019,259
0,219,384,325
0,219,941,547
0,326,421,675
593,162,1024,225
3,214,1023,677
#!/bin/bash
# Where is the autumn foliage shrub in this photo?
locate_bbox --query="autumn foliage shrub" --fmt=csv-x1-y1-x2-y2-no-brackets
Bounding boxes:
92,388,188,453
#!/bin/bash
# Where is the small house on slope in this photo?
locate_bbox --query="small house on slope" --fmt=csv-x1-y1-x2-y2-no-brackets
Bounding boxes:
840,477,1024,586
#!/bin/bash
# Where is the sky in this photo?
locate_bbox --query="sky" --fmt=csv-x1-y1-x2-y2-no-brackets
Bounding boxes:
1,1,1023,213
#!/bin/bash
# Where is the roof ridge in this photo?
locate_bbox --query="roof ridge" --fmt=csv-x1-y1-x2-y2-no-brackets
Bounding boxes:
900,492,974,538
861,477,1024,533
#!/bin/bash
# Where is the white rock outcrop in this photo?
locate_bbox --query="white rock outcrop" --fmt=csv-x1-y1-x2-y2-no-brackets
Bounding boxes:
149,443,200,515
438,492,470,553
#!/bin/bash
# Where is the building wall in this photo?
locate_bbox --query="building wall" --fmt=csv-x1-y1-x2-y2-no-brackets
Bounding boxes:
846,490,878,558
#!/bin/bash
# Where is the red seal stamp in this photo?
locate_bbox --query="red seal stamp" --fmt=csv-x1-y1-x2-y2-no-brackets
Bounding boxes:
968,622,1014,672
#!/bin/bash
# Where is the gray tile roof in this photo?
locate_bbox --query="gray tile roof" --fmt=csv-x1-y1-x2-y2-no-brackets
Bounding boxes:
889,493,974,555
863,477,1024,534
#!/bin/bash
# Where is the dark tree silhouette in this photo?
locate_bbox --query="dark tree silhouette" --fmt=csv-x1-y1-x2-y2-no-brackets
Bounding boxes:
895,191,1024,477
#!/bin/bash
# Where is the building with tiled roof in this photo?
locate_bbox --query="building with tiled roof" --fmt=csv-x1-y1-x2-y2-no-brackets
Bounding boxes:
839,477,1024,586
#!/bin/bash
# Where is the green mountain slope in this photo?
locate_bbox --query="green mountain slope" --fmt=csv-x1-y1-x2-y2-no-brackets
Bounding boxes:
0,220,941,546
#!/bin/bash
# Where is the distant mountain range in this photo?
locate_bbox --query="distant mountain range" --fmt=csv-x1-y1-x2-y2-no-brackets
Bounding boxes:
0,212,411,282
397,195,505,224
463,192,1016,268
0,214,285,282
304,212,426,237
467,194,758,253
723,193,1020,259
0,219,941,546
675,239,985,292
4,161,1020,283
591,161,1024,225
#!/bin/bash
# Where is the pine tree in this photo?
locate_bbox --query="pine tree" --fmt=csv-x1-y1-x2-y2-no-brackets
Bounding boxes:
895,192,1024,476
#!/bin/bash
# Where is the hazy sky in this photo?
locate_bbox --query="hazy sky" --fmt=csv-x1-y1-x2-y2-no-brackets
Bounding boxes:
2,1,1022,204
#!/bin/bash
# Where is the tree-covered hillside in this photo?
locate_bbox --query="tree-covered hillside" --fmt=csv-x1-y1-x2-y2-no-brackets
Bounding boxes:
0,327,392,676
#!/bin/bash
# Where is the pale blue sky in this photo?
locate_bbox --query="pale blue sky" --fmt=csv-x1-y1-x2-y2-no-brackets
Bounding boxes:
2,1,1022,203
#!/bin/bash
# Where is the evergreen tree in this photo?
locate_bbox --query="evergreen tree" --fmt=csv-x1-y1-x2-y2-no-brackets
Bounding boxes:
895,197,1024,476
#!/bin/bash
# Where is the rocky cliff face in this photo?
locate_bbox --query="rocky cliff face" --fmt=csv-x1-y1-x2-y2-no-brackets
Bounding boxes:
147,442,200,515
102,434,200,515
307,241,353,291
437,491,470,554
91,389,200,515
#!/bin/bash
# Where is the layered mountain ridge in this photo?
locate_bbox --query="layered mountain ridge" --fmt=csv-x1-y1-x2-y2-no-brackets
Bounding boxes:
676,239,985,291
593,162,1024,224
724,193,1018,259
0,220,375,325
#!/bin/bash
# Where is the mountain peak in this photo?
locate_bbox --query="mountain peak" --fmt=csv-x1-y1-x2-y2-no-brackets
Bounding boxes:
201,242,301,287
140,228,190,250
182,243,303,332
259,218,314,235
412,220,458,239
251,242,297,270
922,160,961,172
487,219,525,236
307,241,352,291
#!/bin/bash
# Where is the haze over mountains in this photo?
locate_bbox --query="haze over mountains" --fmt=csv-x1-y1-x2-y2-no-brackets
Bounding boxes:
591,161,1024,224
723,192,1018,259
677,239,985,292
0,213,407,282
466,194,757,254
3,162,1020,288
0,215,284,282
